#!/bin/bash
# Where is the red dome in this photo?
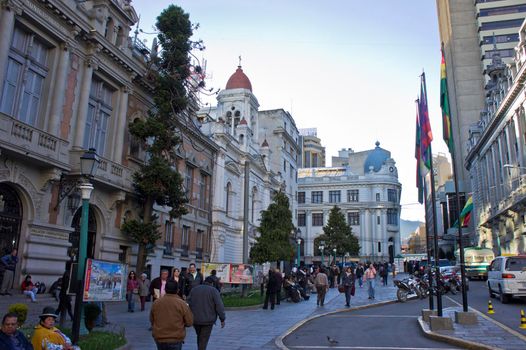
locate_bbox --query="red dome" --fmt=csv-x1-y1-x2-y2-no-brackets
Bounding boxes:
225,66,252,91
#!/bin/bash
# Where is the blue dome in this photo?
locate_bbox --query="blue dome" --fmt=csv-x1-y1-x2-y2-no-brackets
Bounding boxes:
364,141,390,173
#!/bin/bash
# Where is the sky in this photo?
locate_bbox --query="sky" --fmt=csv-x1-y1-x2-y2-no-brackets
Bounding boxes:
131,0,450,222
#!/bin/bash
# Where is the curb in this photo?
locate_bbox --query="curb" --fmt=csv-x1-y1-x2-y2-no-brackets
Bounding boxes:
417,316,499,350
274,296,414,350
224,303,263,311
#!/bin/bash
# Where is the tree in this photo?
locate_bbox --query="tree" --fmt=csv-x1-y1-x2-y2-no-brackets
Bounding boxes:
250,191,294,264
313,206,360,262
122,5,194,272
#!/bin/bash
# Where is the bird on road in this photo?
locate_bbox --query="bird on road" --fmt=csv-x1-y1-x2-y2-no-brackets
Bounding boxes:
327,336,339,346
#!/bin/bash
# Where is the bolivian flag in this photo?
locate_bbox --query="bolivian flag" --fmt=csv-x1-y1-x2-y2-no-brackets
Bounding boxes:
441,48,454,154
459,196,473,227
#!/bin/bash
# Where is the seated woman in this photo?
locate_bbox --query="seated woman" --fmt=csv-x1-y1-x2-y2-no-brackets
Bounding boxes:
21,275,38,303
32,306,79,350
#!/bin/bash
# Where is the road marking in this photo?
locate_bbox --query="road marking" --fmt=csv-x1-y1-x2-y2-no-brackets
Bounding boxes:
288,346,458,349
444,295,526,342
326,314,418,318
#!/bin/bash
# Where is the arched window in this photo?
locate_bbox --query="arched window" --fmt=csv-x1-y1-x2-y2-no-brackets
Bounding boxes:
234,111,241,128
226,111,232,126
226,182,232,215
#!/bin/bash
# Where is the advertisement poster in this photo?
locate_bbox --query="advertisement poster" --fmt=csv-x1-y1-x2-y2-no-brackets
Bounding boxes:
230,264,254,284
83,259,127,302
202,263,231,284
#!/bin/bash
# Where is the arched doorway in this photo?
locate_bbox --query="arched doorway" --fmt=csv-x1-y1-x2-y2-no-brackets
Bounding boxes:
388,237,394,264
0,183,22,255
69,206,97,262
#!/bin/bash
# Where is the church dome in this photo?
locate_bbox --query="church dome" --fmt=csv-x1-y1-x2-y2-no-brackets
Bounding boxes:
364,141,390,173
225,66,252,91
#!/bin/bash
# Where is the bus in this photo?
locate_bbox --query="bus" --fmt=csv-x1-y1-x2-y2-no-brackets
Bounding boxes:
455,247,494,280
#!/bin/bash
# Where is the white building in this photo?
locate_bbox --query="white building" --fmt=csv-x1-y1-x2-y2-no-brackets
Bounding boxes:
298,142,402,262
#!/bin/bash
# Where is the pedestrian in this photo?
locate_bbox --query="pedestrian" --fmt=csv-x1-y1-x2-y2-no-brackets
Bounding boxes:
188,276,226,350
0,312,33,350
365,264,377,299
138,273,151,311
150,269,170,301
355,263,364,288
171,268,186,299
126,271,139,312
208,270,222,293
32,306,79,349
21,275,38,303
262,270,278,310
56,270,73,328
274,268,283,305
0,248,18,296
379,263,387,286
48,276,62,302
150,280,193,350
184,263,203,297
314,267,329,306
342,266,355,307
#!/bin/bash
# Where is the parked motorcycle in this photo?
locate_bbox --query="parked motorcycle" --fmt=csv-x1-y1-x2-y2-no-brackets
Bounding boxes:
394,276,421,302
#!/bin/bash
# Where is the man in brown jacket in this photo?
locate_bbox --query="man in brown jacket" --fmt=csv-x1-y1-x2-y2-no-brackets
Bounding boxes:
150,280,193,350
314,267,329,306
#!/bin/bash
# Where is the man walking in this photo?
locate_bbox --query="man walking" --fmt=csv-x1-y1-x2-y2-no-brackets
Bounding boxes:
314,267,329,306
188,276,225,350
355,263,364,288
0,249,18,296
262,270,278,310
185,263,203,297
150,280,193,350
365,263,377,299
150,269,169,301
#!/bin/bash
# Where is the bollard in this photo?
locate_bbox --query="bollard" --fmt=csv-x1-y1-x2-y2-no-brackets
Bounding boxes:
520,310,526,329
488,300,495,314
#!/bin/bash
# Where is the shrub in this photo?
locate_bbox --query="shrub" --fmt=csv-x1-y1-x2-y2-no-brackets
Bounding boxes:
8,303,28,326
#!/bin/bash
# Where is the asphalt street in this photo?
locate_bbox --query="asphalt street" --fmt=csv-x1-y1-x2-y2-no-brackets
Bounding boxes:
447,279,526,335
283,297,461,350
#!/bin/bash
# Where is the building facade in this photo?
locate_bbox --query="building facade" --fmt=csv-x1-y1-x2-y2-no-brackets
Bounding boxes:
298,128,325,168
297,142,402,263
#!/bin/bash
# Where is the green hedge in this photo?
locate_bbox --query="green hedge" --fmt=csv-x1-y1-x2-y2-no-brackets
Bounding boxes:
222,291,264,307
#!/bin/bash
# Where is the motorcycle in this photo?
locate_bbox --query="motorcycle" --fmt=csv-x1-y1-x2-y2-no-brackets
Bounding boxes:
394,276,421,302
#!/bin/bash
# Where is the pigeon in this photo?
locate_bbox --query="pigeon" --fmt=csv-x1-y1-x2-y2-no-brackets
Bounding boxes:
327,336,339,346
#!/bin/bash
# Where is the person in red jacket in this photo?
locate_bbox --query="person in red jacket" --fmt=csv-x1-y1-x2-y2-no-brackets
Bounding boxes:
21,275,38,302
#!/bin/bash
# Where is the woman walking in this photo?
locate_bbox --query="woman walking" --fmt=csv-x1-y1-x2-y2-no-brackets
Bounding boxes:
171,267,186,299
138,273,150,311
126,271,139,312
342,266,355,307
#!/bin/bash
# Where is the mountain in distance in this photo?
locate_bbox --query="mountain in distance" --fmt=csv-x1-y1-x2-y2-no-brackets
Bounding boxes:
400,219,423,240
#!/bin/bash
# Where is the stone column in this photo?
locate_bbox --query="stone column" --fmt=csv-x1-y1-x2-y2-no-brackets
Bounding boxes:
305,209,312,256
363,209,370,257
47,43,70,135
73,57,97,149
112,85,130,162
0,1,20,95
360,210,366,256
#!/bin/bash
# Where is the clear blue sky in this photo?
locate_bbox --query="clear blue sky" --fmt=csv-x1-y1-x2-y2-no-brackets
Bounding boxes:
132,0,448,222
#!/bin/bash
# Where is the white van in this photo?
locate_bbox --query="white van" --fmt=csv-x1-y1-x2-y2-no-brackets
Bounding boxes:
487,255,526,303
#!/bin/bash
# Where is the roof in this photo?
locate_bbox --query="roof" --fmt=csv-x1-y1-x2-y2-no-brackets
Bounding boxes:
363,141,390,173
225,66,252,91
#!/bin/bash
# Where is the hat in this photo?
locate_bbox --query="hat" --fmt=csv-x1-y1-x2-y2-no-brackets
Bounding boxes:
39,306,58,319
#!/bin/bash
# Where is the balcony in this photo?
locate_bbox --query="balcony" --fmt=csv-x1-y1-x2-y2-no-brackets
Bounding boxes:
69,149,133,192
0,112,69,169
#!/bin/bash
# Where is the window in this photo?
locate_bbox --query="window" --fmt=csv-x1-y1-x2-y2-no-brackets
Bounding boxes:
311,191,323,204
165,221,173,243
118,245,128,264
298,192,305,204
312,213,323,226
483,48,514,60
290,164,294,179
198,173,207,209
1,27,49,126
479,4,526,17
387,209,398,225
226,182,232,215
347,189,359,202
480,19,524,31
376,193,380,201
313,153,319,167
347,212,360,225
388,189,397,203
377,216,380,225
329,190,341,203
251,187,257,222
283,159,287,172
182,225,190,247
84,79,113,154
304,151,311,167
378,242,381,253
196,229,204,249
185,166,194,198
298,213,306,227
482,33,519,45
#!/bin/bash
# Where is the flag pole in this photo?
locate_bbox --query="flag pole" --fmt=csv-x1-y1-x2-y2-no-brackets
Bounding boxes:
423,182,434,310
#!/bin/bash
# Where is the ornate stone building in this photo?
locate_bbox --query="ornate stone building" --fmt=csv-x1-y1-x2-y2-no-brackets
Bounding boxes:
298,142,402,263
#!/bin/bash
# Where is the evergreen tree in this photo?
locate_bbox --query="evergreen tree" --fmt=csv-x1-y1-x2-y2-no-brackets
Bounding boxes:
314,206,360,262
250,191,294,264
122,5,194,272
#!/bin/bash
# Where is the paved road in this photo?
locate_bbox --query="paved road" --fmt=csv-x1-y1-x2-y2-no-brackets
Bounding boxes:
447,279,526,335
283,297,461,350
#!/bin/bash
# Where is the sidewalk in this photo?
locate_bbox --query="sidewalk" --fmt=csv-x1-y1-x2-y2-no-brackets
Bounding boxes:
0,276,401,350
418,306,526,350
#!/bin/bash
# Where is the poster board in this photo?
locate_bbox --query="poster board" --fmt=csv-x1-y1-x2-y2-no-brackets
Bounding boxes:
202,263,231,283
83,259,127,302
202,263,253,284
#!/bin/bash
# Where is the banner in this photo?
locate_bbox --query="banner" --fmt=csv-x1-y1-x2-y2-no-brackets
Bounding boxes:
83,259,127,302
202,263,254,284
202,263,231,284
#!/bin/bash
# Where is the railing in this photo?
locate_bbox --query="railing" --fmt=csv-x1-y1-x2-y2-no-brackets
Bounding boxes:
0,112,69,167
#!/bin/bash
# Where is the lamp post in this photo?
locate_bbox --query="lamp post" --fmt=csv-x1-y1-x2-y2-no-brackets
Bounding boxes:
332,248,337,265
296,238,301,267
319,241,325,266
72,149,99,344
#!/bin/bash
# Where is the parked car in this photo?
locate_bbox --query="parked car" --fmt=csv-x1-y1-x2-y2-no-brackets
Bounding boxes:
487,255,526,303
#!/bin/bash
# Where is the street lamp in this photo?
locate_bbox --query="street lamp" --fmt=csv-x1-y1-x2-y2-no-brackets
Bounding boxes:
333,248,337,265
319,241,325,266
296,237,302,267
72,149,99,344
